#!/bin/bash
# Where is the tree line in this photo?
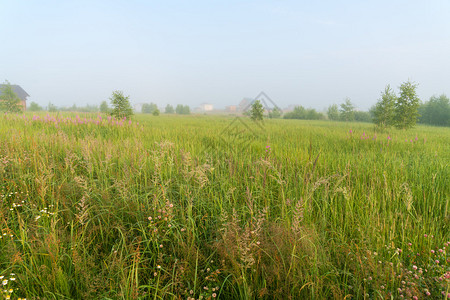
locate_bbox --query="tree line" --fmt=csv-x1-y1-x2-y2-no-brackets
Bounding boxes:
2,81,448,128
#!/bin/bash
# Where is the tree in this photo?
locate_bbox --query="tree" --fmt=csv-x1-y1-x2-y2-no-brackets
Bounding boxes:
165,104,174,114
28,102,43,112
339,98,355,121
419,94,450,126
284,106,324,120
175,104,184,114
394,81,420,129
250,100,264,121
152,108,160,116
175,104,190,115
268,107,282,119
109,90,133,119
0,80,23,113
354,111,372,123
47,102,58,112
100,101,109,113
327,104,340,121
142,103,158,114
372,85,396,128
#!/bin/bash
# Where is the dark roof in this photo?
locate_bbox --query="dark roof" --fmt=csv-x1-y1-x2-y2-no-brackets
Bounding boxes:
0,84,30,101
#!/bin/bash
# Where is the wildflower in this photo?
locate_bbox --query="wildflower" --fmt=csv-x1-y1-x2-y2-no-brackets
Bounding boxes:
2,279,7,285
212,293,217,298
159,244,163,248
426,291,431,296
412,265,417,270
424,234,428,237
431,250,435,254
435,260,439,264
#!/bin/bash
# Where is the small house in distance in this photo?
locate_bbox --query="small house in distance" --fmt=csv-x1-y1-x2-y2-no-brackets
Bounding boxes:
0,84,29,111
199,103,214,112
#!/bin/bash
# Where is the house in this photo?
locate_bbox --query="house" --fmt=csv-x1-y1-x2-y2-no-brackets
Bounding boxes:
238,98,253,111
226,105,237,112
199,103,213,112
0,84,29,111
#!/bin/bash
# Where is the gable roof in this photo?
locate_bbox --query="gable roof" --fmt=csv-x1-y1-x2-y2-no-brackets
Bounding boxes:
0,84,30,101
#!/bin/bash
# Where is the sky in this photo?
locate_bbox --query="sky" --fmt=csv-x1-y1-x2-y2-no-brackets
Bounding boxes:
1,0,450,111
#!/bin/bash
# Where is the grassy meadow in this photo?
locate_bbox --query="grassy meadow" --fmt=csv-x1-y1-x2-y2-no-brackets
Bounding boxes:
0,112,449,299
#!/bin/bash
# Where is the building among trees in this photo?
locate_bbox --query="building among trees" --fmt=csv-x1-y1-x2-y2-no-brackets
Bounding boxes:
0,84,29,111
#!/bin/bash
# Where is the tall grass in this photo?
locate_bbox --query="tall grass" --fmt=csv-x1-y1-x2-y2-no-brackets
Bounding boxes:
0,112,448,299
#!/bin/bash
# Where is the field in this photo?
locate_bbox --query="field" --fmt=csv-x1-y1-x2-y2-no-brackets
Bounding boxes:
0,113,449,299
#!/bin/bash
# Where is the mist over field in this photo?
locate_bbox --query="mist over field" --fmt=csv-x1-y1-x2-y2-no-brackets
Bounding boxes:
0,1,449,299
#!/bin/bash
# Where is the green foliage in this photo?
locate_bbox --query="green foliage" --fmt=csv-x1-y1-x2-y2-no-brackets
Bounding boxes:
372,85,396,128
327,104,340,121
142,103,158,114
28,101,43,112
100,100,109,113
284,106,324,120
0,80,23,113
354,111,372,123
339,98,355,121
152,108,160,116
418,94,450,126
58,104,99,112
109,90,133,119
47,102,58,112
394,81,420,129
165,104,175,114
250,100,264,121
268,107,282,119
175,104,190,115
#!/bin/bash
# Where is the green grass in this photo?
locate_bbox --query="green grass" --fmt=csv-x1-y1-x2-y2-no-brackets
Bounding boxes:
0,112,449,299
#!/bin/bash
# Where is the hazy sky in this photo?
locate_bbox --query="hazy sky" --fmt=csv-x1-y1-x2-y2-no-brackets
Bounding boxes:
1,0,450,110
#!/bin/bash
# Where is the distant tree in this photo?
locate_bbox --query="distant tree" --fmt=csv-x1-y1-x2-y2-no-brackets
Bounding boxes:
372,85,396,128
175,104,183,114
152,108,160,116
175,104,190,115
0,80,23,113
142,103,158,114
284,106,324,120
268,107,282,119
47,102,58,112
419,94,450,126
394,81,420,129
165,104,174,114
250,100,264,121
327,104,340,121
28,102,43,112
109,90,133,119
100,101,109,113
354,111,372,123
339,98,355,121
